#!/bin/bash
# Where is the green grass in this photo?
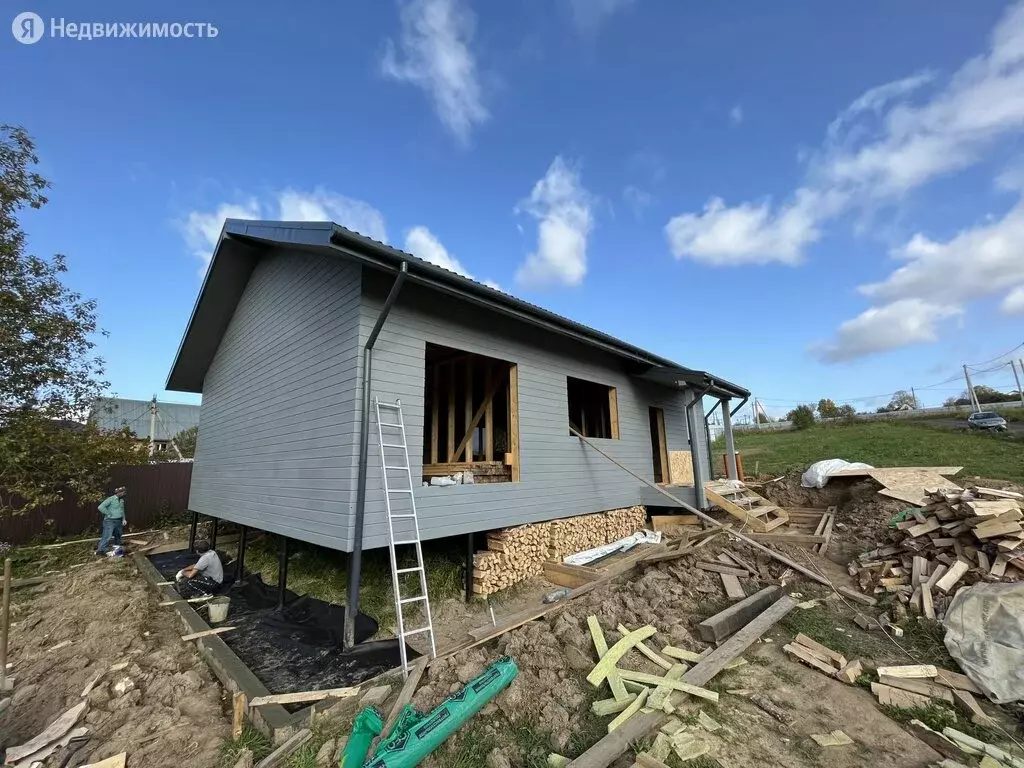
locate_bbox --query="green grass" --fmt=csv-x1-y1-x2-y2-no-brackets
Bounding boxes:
430,720,499,768
721,421,1024,482
242,536,468,634
219,725,273,767
880,702,1000,744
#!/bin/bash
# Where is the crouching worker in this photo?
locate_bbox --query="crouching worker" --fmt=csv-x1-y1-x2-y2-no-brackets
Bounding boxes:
176,540,224,598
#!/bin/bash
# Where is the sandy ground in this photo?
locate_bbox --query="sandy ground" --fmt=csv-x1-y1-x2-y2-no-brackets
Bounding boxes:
0,557,229,768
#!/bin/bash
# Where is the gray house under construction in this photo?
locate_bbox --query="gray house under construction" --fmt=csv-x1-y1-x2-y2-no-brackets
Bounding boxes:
166,220,749,558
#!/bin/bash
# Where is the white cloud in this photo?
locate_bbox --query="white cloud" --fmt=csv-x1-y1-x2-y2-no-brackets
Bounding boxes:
1001,285,1024,314
665,190,824,266
567,0,636,32
515,156,593,288
181,200,260,266
666,2,1024,265
623,185,652,217
813,299,963,363
729,104,744,125
404,225,471,276
180,189,387,268
381,0,488,143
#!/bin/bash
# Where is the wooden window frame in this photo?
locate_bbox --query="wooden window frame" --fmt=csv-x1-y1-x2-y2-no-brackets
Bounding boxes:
567,376,620,440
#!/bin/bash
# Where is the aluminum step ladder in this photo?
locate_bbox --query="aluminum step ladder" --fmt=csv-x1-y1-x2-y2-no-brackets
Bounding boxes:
374,397,436,675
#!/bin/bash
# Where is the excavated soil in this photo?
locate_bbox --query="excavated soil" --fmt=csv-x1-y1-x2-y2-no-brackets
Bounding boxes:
416,544,939,768
0,559,229,767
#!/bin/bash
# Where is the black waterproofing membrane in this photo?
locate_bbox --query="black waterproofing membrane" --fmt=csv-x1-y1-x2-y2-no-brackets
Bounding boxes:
149,550,415,696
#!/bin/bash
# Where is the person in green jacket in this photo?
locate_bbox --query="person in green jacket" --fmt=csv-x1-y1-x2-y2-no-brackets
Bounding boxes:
95,486,127,555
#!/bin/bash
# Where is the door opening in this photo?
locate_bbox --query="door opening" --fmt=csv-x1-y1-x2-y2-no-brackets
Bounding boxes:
649,406,669,484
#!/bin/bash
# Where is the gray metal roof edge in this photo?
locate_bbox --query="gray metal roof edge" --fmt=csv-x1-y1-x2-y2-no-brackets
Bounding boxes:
166,219,749,399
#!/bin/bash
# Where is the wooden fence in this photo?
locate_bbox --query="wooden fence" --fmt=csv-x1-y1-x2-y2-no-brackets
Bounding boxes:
0,463,193,545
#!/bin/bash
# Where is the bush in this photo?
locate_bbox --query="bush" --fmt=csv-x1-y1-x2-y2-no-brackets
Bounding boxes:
788,405,816,430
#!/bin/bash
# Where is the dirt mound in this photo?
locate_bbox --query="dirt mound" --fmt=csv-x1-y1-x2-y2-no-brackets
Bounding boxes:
0,559,228,767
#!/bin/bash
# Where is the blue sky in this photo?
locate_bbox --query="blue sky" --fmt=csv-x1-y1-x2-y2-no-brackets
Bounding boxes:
5,0,1024,419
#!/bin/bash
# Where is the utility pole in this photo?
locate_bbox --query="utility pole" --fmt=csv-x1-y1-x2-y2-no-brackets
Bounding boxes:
1012,360,1024,408
751,397,759,430
148,396,157,457
963,365,980,412
911,387,919,409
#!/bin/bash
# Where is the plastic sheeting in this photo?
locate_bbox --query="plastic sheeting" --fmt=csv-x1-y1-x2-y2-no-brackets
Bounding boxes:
801,459,874,488
563,530,661,567
944,582,1024,704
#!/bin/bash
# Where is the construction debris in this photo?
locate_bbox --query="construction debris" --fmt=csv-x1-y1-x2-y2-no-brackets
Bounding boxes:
810,730,854,747
780,634,862,684
848,486,1024,619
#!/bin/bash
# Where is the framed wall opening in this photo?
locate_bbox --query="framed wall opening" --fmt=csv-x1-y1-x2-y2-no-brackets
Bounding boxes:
649,406,669,484
422,343,519,484
566,376,619,439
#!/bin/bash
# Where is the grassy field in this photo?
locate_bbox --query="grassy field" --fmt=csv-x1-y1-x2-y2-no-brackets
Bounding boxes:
720,421,1024,483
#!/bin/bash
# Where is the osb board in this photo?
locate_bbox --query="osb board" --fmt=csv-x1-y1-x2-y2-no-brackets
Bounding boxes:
668,451,694,485
877,487,933,506
832,465,962,479
867,468,963,491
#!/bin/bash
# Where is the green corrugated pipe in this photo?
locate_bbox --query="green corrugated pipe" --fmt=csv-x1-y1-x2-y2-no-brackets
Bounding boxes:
366,656,519,768
340,706,383,768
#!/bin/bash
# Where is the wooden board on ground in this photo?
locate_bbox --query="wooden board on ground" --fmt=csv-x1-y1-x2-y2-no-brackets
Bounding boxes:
81,755,127,768
650,515,699,533
543,561,599,589
181,627,236,642
6,702,88,763
745,533,825,546
667,451,694,485
698,586,782,642
720,572,745,600
383,657,428,738
249,687,358,707
704,481,789,533
878,675,953,703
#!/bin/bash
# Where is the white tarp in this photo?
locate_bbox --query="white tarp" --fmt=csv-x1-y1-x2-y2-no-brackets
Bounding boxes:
944,582,1024,704
563,530,662,567
801,459,874,488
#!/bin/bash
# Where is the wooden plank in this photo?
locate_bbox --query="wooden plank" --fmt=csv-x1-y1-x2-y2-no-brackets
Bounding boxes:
877,675,953,703
875,664,937,679
744,533,826,545
837,586,876,606
793,634,847,666
963,500,1021,517
689,596,797,687
591,694,637,716
654,408,669,485
382,657,427,738
431,365,439,464
903,720,978,764
720,573,745,600
935,561,970,593
608,688,649,732
464,358,473,461
567,596,795,768
81,755,127,768
695,562,747,577
817,508,837,555
509,364,520,482
181,626,236,642
951,689,993,725
588,616,630,702
608,388,620,440
783,643,839,676
249,687,359,707
616,625,673,671
587,626,658,687
648,663,688,711
871,682,931,709
720,551,756,575
972,486,1024,500
907,518,941,538
452,361,508,463
484,365,494,462
255,729,312,768
447,362,456,461
973,520,1023,539
232,692,247,739
934,669,984,695
6,702,87,763
921,584,935,620
698,586,781,643
925,564,948,590
616,671,718,702
544,562,598,590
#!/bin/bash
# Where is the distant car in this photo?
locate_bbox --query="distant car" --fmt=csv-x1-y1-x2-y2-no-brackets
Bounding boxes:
967,411,1008,431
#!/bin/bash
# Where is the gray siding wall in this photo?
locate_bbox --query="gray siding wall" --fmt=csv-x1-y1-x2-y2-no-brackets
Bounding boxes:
189,249,362,549
357,271,701,551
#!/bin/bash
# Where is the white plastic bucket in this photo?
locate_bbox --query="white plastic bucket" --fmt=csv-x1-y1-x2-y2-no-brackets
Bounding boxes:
208,596,230,623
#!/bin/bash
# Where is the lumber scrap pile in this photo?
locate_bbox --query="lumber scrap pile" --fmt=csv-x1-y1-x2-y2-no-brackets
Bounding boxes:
848,486,1024,618
473,507,647,595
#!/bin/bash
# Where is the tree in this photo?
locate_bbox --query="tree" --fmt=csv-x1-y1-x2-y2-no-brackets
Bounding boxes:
944,386,1014,407
0,126,142,511
785,404,816,430
887,390,917,411
837,404,857,420
817,398,842,419
172,425,198,458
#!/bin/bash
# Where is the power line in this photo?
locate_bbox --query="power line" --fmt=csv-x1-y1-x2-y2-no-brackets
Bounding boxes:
966,342,1024,370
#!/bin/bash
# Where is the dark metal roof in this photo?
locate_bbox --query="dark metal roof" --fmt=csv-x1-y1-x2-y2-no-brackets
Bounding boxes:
166,219,749,400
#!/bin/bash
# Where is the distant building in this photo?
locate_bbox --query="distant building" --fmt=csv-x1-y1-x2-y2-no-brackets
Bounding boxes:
90,397,201,453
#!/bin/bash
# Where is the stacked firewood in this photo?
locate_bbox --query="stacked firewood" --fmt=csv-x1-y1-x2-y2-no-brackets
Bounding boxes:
849,486,1023,620
473,506,648,595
